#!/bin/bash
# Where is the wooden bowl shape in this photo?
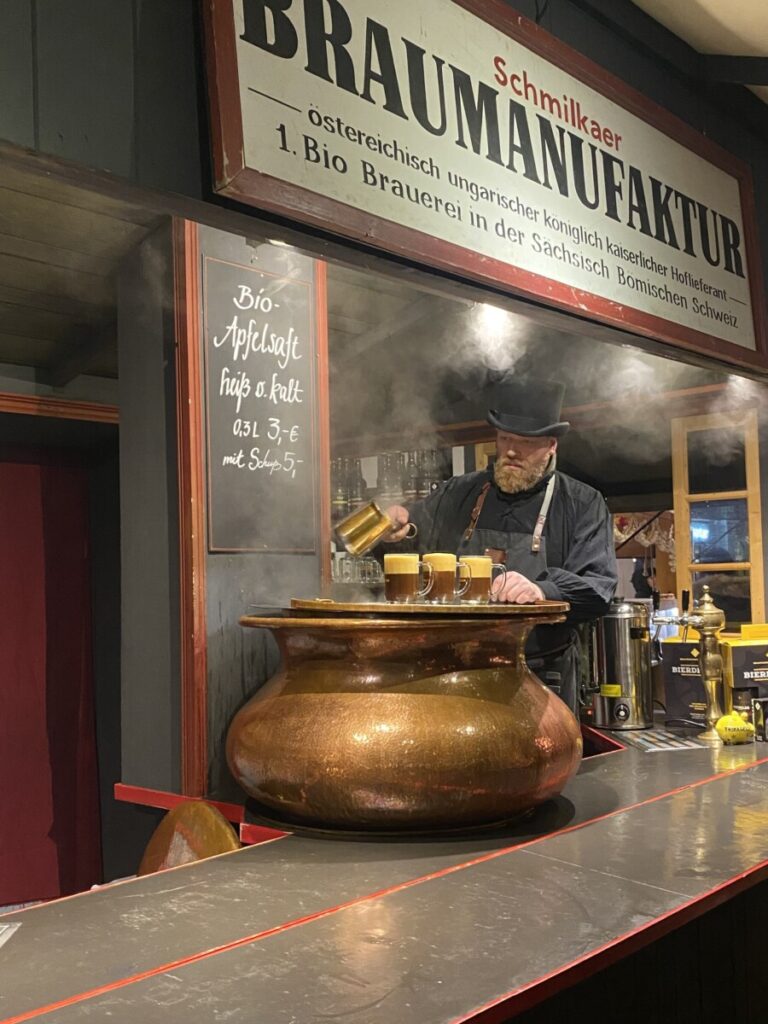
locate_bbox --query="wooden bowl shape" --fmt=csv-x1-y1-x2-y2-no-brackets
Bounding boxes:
227,610,582,832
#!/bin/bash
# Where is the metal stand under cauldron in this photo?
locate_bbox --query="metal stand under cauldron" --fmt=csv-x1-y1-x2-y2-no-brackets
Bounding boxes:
226,600,583,834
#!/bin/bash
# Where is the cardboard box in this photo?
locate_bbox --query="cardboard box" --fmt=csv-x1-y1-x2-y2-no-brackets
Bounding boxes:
720,626,768,692
662,632,706,725
663,626,768,726
732,687,757,725
752,697,768,741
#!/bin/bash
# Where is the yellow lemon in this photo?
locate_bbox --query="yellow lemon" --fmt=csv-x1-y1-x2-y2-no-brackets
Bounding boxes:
716,713,756,745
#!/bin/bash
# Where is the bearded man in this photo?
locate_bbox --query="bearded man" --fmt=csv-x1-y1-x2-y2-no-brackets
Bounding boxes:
384,378,617,712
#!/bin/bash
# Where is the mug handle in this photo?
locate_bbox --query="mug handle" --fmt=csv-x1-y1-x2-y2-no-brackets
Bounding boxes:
417,561,434,598
455,562,472,598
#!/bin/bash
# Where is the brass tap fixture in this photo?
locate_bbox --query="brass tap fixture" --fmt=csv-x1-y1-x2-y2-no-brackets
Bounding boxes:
653,585,726,746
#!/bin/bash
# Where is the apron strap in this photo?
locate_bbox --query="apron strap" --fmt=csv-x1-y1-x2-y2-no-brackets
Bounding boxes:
463,482,491,542
531,475,557,553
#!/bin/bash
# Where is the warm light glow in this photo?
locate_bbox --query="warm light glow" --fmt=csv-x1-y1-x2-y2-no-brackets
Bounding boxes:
469,303,530,371
477,303,510,332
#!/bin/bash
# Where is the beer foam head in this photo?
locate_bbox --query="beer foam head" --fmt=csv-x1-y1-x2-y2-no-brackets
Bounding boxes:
459,556,492,578
384,553,419,574
424,552,457,571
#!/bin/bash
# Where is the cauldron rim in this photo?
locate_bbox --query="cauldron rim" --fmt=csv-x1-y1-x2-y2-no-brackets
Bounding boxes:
240,612,567,630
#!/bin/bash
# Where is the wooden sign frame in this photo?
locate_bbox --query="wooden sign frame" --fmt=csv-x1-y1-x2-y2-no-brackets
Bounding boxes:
203,0,767,374
201,254,321,555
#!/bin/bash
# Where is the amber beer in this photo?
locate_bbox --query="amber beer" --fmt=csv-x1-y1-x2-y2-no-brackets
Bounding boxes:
384,553,433,603
423,552,471,603
459,556,506,603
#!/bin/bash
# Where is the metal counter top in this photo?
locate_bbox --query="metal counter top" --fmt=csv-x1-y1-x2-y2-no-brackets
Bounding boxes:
3,737,768,1023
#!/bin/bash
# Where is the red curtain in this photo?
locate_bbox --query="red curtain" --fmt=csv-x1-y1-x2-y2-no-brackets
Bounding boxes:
0,460,102,903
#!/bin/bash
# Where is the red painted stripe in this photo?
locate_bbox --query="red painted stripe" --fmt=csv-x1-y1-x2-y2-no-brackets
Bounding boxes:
239,821,287,844
113,783,246,823
449,856,768,1024
4,754,768,1024
580,723,625,756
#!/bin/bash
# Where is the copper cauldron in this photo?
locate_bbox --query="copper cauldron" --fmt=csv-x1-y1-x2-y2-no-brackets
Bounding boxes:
227,608,582,831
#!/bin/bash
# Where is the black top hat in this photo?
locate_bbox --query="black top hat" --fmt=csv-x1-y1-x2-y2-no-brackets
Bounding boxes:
486,377,570,437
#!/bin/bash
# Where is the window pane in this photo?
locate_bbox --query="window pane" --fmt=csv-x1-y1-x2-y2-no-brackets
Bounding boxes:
687,427,746,493
690,499,748,563
692,571,751,629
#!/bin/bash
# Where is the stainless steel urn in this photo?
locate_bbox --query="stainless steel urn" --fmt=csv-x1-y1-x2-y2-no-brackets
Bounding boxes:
593,599,654,730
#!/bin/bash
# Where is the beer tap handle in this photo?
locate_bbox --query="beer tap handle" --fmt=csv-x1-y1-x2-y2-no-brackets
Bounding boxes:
652,589,660,612
682,624,689,644
681,589,690,614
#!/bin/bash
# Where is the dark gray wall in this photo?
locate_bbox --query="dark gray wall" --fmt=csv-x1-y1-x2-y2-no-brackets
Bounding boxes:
117,220,181,792
89,444,162,880
197,224,322,801
0,0,202,198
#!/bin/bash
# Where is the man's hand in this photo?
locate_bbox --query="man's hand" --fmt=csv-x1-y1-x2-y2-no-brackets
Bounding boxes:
384,505,412,542
491,571,545,604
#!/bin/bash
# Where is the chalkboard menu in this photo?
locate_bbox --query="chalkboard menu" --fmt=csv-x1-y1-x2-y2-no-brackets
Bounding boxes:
202,254,318,552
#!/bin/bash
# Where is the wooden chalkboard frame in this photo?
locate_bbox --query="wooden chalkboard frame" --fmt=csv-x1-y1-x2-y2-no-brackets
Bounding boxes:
174,222,330,796
201,254,321,554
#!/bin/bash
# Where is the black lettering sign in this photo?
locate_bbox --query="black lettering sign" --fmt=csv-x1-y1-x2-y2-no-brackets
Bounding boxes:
203,254,318,552
237,0,748,278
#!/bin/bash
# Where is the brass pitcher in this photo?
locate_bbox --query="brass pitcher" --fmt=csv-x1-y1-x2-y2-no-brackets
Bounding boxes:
335,501,416,557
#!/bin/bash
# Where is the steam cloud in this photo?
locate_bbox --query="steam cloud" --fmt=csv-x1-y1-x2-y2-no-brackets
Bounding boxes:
330,274,748,481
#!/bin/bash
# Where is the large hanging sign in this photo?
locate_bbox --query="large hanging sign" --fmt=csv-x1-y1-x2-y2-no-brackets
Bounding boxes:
204,0,767,369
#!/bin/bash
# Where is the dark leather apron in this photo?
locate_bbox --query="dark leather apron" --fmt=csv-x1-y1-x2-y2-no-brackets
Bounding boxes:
458,476,580,713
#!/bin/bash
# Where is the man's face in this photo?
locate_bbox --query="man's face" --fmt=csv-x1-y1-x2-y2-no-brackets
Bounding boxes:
493,431,557,493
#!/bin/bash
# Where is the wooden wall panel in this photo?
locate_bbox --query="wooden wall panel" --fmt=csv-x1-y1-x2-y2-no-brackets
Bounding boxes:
36,0,135,178
117,220,181,792
133,0,202,197
0,0,34,149
196,224,326,801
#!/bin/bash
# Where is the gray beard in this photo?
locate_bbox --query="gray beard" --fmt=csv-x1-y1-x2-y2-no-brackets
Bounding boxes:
493,459,549,494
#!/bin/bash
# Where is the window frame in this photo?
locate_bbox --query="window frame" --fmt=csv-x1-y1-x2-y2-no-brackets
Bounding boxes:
671,408,764,623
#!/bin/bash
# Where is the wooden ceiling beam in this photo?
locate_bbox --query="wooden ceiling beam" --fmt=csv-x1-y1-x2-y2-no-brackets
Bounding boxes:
0,282,105,319
336,295,439,365
42,323,116,388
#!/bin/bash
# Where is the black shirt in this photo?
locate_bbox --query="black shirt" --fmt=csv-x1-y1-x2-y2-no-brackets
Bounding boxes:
405,468,617,622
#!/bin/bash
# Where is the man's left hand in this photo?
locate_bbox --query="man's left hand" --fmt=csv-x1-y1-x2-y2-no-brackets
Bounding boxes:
491,571,545,604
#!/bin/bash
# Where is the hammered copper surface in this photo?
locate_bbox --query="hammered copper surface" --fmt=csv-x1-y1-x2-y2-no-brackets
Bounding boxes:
227,613,582,831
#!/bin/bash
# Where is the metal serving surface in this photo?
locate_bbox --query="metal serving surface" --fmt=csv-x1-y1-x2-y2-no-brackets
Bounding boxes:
3,741,768,1023
289,597,569,615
